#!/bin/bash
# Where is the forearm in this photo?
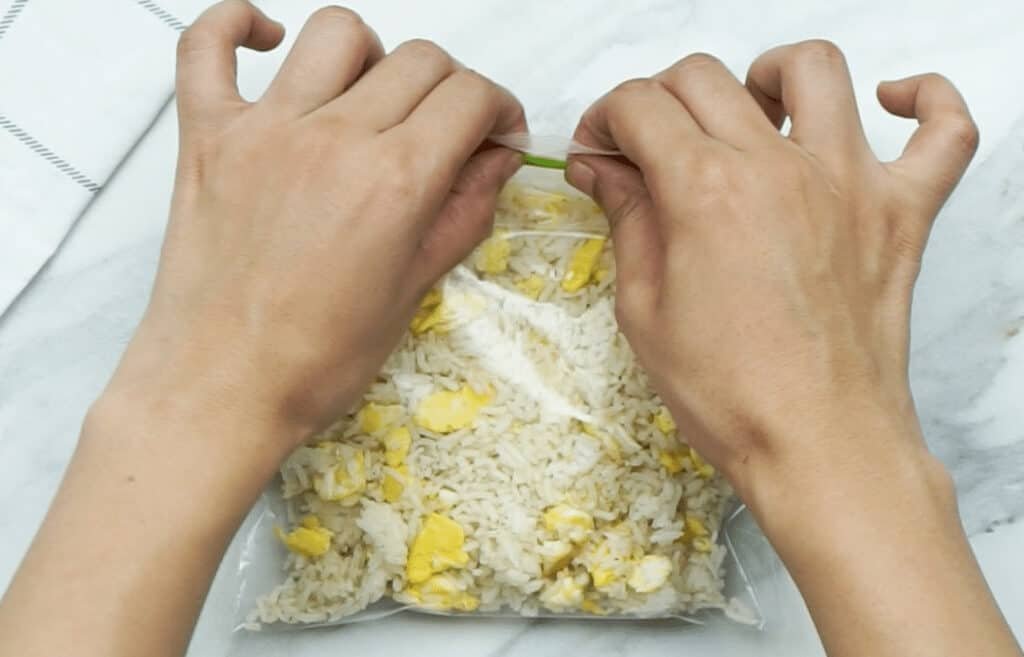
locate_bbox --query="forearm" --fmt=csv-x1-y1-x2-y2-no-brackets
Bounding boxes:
745,414,1022,657
0,387,289,657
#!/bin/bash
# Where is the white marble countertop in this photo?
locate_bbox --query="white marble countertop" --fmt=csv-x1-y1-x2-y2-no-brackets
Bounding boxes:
2,1,1023,655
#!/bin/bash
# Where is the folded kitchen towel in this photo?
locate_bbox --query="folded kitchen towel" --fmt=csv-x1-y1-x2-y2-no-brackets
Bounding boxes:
0,0,212,317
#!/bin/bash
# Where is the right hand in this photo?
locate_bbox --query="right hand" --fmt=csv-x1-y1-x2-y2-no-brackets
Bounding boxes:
566,41,978,509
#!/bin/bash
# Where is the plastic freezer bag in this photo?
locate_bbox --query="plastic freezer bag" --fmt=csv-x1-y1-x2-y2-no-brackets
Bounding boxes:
234,162,780,631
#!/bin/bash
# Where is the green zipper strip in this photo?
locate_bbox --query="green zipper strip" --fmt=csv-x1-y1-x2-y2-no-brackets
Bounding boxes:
521,153,568,170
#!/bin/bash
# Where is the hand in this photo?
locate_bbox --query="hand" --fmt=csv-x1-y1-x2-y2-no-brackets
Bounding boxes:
566,41,977,503
0,4,525,657
566,42,1024,657
110,0,524,450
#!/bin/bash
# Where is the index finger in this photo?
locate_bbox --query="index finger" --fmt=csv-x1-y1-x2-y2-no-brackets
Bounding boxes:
397,69,526,180
572,78,707,174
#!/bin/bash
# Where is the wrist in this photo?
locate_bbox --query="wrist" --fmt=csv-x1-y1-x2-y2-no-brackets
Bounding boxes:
735,406,959,563
102,317,327,452
88,365,298,491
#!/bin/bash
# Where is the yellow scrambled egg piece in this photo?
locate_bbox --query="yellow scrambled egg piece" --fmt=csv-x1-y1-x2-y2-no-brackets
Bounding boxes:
584,538,633,590
539,573,585,611
653,407,677,434
580,597,606,615
410,290,489,335
681,515,712,551
406,513,470,584
414,385,490,434
313,449,366,502
475,234,511,274
590,567,617,588
657,449,687,474
359,403,402,434
543,504,594,544
384,426,411,467
410,289,446,335
382,465,408,503
627,555,673,593
405,573,480,612
689,447,715,478
685,515,708,538
274,515,333,558
539,539,575,576
514,274,546,300
561,238,606,292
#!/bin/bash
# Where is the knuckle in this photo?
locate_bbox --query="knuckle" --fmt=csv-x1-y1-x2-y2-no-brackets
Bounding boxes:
918,72,961,101
795,39,846,66
176,26,211,59
946,115,980,154
605,79,663,120
464,70,510,113
454,68,491,94
309,5,363,25
612,77,662,98
678,52,721,71
398,38,451,67
918,71,951,89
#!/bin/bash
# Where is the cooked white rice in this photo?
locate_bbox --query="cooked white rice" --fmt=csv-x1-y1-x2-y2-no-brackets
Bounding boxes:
249,176,734,625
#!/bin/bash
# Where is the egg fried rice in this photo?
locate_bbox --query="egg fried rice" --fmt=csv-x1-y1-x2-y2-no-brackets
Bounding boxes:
248,178,737,625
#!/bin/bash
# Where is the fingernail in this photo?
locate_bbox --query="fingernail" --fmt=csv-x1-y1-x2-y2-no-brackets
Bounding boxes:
566,160,596,195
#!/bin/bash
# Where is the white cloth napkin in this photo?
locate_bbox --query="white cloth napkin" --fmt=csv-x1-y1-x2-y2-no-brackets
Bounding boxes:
0,0,211,317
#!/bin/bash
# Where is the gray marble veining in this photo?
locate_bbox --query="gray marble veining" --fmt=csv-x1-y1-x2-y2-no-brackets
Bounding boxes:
2,1,1022,655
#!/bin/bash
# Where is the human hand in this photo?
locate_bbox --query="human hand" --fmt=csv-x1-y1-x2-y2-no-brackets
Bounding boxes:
0,6,523,655
107,1,525,450
563,41,1024,657
566,41,977,506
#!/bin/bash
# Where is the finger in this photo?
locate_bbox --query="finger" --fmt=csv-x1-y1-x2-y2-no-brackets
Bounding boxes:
398,69,526,182
326,39,458,130
412,148,522,285
745,77,786,131
175,0,284,121
566,156,661,313
877,74,979,200
573,78,708,174
655,53,779,147
745,40,869,157
261,6,384,116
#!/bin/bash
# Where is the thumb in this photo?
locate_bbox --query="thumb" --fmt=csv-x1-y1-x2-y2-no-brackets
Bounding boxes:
566,155,662,311
413,147,521,287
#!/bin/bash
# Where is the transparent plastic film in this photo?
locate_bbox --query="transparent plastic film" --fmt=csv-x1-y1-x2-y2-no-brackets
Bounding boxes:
234,165,780,632
490,132,620,170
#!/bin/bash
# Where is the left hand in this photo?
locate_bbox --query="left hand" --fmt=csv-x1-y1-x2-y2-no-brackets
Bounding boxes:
0,5,524,657
106,1,525,451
